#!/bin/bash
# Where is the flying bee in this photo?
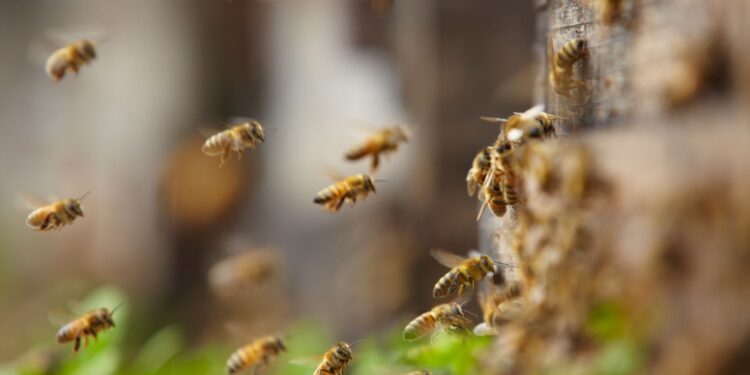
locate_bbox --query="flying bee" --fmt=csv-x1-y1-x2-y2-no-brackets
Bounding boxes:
313,174,377,212
314,341,357,375
403,302,472,341
208,249,281,298
26,192,90,231
548,38,588,98
431,249,504,298
56,304,121,353
474,282,524,336
226,335,286,375
345,125,409,171
466,146,492,197
481,105,560,145
45,39,97,82
202,120,265,167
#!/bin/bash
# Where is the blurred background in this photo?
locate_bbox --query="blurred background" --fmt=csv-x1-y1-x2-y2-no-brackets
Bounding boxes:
0,0,534,372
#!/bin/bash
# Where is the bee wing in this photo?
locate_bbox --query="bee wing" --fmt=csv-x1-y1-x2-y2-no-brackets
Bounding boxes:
16,193,49,211
288,356,322,367
430,248,467,268
520,104,546,120
479,116,507,123
473,322,496,336
319,164,345,182
45,28,109,46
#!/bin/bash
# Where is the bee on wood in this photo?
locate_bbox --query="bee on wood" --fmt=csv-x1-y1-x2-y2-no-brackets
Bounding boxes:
202,120,265,167
481,105,560,145
474,282,524,336
226,335,286,375
314,341,357,375
345,125,409,171
548,38,588,98
466,146,492,197
56,304,121,353
476,140,519,220
403,302,472,341
313,174,377,212
431,249,503,299
26,192,90,231
45,39,97,82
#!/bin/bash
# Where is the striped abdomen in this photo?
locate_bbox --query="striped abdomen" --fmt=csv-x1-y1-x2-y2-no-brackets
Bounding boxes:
432,269,461,298
226,344,258,374
56,320,85,343
554,39,587,70
315,344,351,375
26,203,72,231
314,182,346,206
403,311,437,341
202,131,233,155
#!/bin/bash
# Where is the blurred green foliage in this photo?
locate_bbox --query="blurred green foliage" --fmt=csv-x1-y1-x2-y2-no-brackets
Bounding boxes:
0,286,492,375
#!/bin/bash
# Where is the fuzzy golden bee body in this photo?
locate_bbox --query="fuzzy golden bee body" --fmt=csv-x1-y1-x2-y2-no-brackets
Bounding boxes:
403,302,471,341
208,250,280,298
56,307,117,353
345,125,409,171
226,335,286,375
315,341,354,375
548,39,588,97
474,282,524,336
202,121,265,167
431,249,498,298
313,174,376,212
26,193,89,231
482,105,559,145
466,146,492,197
476,140,519,220
45,39,97,82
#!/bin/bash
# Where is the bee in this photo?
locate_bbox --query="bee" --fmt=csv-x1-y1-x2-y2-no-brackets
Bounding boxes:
315,341,356,375
313,174,377,212
345,125,409,171
227,335,286,375
476,141,519,220
548,38,588,97
599,0,623,25
431,249,502,298
45,39,97,82
403,302,472,341
26,192,90,231
56,304,120,353
466,146,492,197
481,105,560,145
474,282,524,336
208,250,280,298
202,120,265,167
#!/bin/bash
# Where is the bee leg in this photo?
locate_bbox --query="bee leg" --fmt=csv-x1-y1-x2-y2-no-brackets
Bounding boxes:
457,284,466,296
84,335,89,348
371,154,380,171
335,197,345,211
73,336,81,353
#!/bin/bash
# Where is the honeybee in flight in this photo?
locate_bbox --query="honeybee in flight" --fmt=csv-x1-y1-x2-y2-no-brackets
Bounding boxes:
56,304,121,353
403,302,472,341
26,192,90,231
314,341,358,375
226,335,286,375
45,39,97,82
208,249,281,298
202,120,265,167
313,174,377,212
474,282,524,336
431,249,503,298
345,125,409,171
548,38,588,97
480,105,561,145
466,146,492,197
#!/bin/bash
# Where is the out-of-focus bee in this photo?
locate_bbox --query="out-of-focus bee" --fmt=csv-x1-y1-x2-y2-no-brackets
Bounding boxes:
315,341,356,375
481,105,561,145
345,125,409,171
476,140,519,220
431,249,502,298
405,371,431,375
56,305,120,353
26,192,90,231
45,39,97,82
474,282,524,336
313,174,376,212
600,0,623,24
208,250,281,298
403,302,472,341
466,146,492,197
202,120,265,167
548,38,588,98
226,335,286,375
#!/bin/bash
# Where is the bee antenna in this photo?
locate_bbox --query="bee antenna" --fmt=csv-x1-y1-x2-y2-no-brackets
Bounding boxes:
373,179,388,183
78,191,91,202
349,340,365,347
111,302,125,315
462,309,479,318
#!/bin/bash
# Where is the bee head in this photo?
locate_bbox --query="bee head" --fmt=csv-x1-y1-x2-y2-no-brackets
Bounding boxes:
363,175,376,193
66,199,84,217
250,121,265,142
393,125,410,142
450,302,464,317
527,124,543,140
480,255,495,273
76,40,96,60
574,39,587,54
275,336,287,352
336,342,353,359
